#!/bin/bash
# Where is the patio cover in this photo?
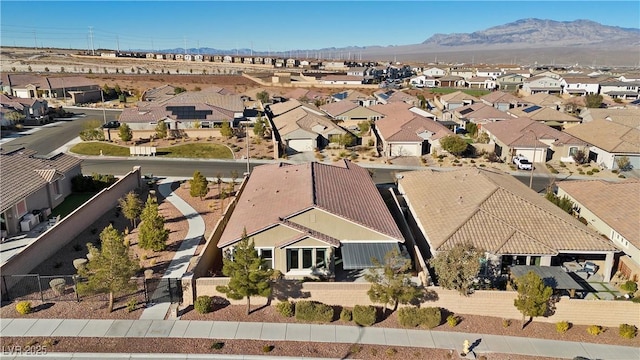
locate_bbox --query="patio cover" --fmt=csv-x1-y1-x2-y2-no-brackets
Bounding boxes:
510,265,584,291
341,242,399,270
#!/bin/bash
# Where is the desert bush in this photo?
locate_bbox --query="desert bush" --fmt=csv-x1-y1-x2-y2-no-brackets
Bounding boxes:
194,295,213,314
421,307,442,329
502,319,511,328
294,301,333,323
340,308,352,322
447,314,459,327
398,306,441,329
210,341,224,350
587,325,604,336
276,301,294,317
556,321,570,333
398,307,422,327
353,305,376,327
16,301,32,315
619,324,637,339
386,348,398,356
620,281,638,293
126,298,137,313
262,345,274,353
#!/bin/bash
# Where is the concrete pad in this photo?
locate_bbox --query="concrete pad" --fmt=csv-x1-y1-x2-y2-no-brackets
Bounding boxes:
77,320,114,337
235,322,263,340
358,327,386,345
126,319,154,337
51,319,89,337
139,302,171,320
105,320,134,337
24,318,63,337
406,329,435,348
145,320,176,337
1,318,13,331
168,321,190,338
1,318,37,336
285,323,311,341
183,320,213,338
334,325,362,344
589,283,609,291
529,339,583,358
582,342,640,360
259,323,287,341
383,328,411,346
209,321,239,339
309,324,336,343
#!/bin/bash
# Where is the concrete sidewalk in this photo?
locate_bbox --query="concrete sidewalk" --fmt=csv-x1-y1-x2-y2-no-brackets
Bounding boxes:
1,318,637,360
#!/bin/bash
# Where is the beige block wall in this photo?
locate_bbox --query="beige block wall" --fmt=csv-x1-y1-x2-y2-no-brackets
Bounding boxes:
288,209,391,241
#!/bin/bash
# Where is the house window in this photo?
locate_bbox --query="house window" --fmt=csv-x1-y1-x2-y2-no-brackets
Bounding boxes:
287,248,326,271
315,249,326,268
201,121,211,128
16,199,27,218
53,180,62,197
287,249,300,271
257,248,273,269
569,147,578,157
302,249,313,268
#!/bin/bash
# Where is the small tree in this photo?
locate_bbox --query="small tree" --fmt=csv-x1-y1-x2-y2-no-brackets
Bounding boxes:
357,121,371,134
216,231,273,315
220,121,233,139
5,110,25,123
118,191,142,228
513,270,553,329
189,170,209,200
466,123,478,139
155,121,168,139
118,123,133,142
585,94,603,108
77,225,139,312
256,90,270,104
253,117,266,138
429,243,484,296
572,150,587,164
440,135,469,156
138,195,169,251
616,155,631,172
365,248,421,318
339,133,354,148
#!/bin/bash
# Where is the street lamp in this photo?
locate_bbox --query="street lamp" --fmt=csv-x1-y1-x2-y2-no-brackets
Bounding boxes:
100,90,107,125
527,129,538,189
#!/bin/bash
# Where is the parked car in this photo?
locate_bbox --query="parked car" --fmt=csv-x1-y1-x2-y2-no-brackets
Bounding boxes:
513,155,532,170
102,121,121,129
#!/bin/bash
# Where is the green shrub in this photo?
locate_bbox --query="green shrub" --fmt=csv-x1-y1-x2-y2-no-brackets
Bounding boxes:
592,168,600,173
126,298,137,313
446,314,459,327
619,324,637,339
340,308,352,322
194,295,213,314
586,170,594,175
210,341,224,350
556,321,570,333
479,164,486,167
398,307,441,329
16,301,32,315
398,307,422,327
294,301,333,323
620,281,638,293
353,305,376,327
587,325,604,336
276,301,294,317
633,297,640,303
619,174,626,179
421,307,442,329
262,345,274,353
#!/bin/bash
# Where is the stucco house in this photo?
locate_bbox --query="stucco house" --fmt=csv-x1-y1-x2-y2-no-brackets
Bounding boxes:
522,75,565,95
436,91,479,110
330,90,377,107
397,168,619,282
600,81,640,100
217,161,405,278
319,101,382,129
449,103,510,129
0,148,82,238
270,106,347,153
556,180,640,280
562,76,603,96
496,73,526,91
422,67,446,78
508,104,581,130
0,94,49,126
482,117,589,163
480,91,526,112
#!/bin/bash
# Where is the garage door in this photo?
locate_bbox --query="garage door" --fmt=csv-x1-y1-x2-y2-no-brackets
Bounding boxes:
288,139,314,152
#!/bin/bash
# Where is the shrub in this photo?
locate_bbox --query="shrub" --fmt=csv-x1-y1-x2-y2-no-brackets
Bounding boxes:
349,345,362,354
592,168,600,173
398,307,422,328
210,341,224,350
620,281,638,293
421,307,442,329
386,348,398,356
619,174,626,179
398,307,441,329
619,324,637,339
586,170,594,175
502,319,511,328
340,308,352,322
587,325,604,336
194,295,213,314
262,345,274,353
294,301,333,323
16,301,32,315
126,298,137,313
276,301,294,317
353,305,376,327
556,321,570,334
446,314,459,327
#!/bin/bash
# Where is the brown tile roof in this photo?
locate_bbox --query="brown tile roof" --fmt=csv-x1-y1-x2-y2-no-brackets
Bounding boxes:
218,161,404,247
558,180,640,248
47,76,98,88
5,74,50,89
565,119,640,153
388,92,419,104
282,88,325,101
376,114,452,142
521,93,562,107
369,102,414,119
120,103,235,123
579,108,640,128
0,148,82,213
509,106,580,123
269,99,304,116
454,103,511,122
480,91,521,105
147,89,243,112
320,101,359,116
273,107,344,138
482,118,587,148
440,91,480,104
398,168,617,255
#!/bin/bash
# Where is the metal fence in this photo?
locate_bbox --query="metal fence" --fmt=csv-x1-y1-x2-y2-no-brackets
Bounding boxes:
1,274,180,304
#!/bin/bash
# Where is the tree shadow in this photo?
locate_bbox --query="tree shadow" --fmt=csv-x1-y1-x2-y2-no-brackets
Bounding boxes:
33,302,54,312
271,279,311,302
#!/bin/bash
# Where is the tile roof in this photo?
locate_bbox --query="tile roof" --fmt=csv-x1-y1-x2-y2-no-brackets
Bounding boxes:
47,76,99,88
579,108,640,128
272,107,344,138
269,99,304,116
320,101,360,116
480,91,522,105
454,103,510,122
218,161,404,247
558,180,640,249
398,168,617,255
564,119,640,154
521,93,562,107
148,88,243,112
376,114,452,142
439,91,480,104
120,103,235,123
369,102,414,119
509,106,580,122
482,118,586,148
0,148,82,213
4,74,50,89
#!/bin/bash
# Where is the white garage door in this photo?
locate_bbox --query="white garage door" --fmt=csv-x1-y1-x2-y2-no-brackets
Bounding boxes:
288,139,314,152
515,149,546,163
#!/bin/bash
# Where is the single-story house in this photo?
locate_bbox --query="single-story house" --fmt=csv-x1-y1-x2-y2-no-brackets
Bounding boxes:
579,108,640,128
1,148,82,238
557,179,640,280
397,168,619,282
0,94,49,126
1,74,100,103
409,75,438,88
282,88,327,103
520,93,562,110
508,104,581,130
320,101,382,129
438,75,466,88
480,91,527,112
217,161,405,278
482,117,589,163
271,106,347,152
330,90,377,107
436,91,479,110
120,102,240,131
449,103,510,129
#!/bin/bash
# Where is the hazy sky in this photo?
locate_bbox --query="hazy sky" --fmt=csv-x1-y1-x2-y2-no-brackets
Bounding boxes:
2,1,638,51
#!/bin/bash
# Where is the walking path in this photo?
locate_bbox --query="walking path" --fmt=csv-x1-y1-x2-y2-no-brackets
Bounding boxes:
138,178,205,320
1,318,638,360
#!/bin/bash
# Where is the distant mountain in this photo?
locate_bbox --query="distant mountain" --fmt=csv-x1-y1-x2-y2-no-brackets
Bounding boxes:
422,18,640,47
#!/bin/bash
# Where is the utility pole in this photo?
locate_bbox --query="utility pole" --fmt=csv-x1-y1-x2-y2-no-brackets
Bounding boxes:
33,31,37,49
89,27,95,55
116,35,120,52
184,37,187,55
101,89,107,125
245,124,250,175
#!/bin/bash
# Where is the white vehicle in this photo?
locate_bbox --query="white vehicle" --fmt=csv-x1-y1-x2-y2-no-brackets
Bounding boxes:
513,155,533,170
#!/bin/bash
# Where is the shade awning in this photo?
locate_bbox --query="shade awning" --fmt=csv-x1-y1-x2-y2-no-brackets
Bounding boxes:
510,265,584,291
341,242,399,270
